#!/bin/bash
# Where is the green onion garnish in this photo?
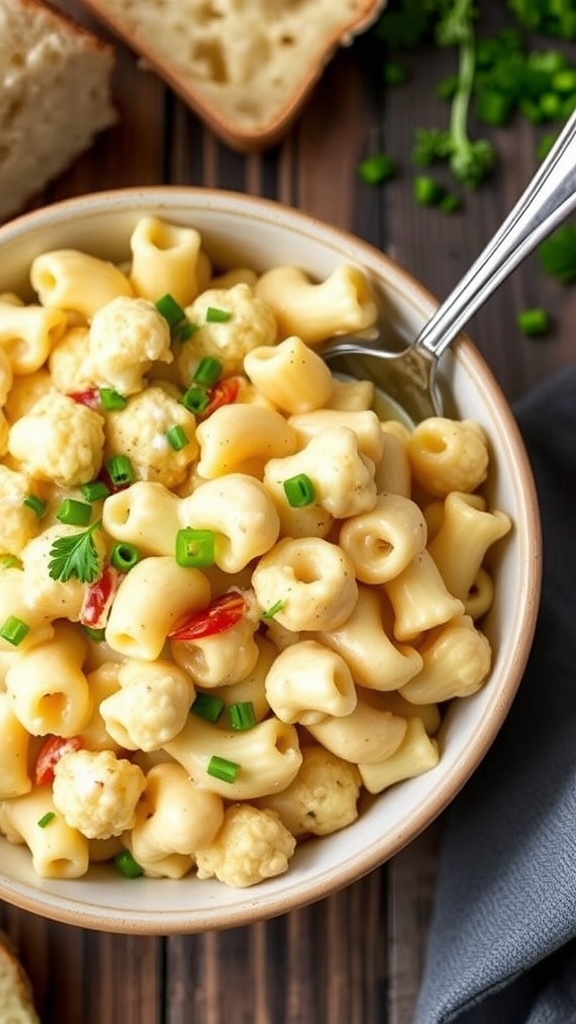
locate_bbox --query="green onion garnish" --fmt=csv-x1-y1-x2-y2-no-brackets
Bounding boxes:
81,480,111,502
56,498,92,527
191,692,224,723
166,425,189,451
110,542,141,573
517,307,550,337
413,175,446,207
174,321,198,342
229,702,256,731
84,626,106,642
175,528,216,568
193,357,222,387
262,599,285,620
107,455,135,488
358,153,395,186
0,555,20,570
23,494,47,517
0,615,30,646
283,473,316,508
205,307,231,324
181,386,210,414
37,811,56,828
155,293,187,328
99,387,128,411
114,850,144,879
207,755,240,783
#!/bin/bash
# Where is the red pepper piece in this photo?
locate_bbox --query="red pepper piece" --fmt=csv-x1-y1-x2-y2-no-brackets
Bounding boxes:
34,735,83,785
198,377,240,421
80,565,120,629
67,387,100,409
169,592,246,641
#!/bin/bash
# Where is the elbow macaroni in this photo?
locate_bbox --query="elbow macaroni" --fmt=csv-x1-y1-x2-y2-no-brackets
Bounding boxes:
0,218,511,890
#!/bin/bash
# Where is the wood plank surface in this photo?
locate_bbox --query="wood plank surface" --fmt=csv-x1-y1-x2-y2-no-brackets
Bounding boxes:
1,3,574,1022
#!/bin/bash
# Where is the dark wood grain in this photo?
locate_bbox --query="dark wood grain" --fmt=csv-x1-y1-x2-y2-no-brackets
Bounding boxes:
2,3,575,1022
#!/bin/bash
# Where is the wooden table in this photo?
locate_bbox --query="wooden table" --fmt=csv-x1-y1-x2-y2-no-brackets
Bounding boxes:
1,4,574,1022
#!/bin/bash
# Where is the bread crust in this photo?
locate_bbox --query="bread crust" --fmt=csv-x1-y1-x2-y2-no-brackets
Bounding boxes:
79,0,387,150
0,932,40,1023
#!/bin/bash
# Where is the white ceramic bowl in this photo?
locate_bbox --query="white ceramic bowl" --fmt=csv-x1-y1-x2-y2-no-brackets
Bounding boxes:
0,188,541,933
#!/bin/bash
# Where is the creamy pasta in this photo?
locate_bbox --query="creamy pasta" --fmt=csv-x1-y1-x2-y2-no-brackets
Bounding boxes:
0,217,512,889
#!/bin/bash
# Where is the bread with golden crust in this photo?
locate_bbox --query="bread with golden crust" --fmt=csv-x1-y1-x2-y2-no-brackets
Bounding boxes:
0,932,41,1023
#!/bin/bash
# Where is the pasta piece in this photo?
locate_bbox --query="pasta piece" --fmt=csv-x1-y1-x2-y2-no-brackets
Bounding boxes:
129,216,204,306
164,715,302,800
208,635,276,725
0,692,32,799
105,557,211,660
289,408,384,465
196,404,298,479
30,249,133,319
0,566,54,654
130,762,224,862
0,300,67,374
171,603,260,688
374,428,412,497
358,718,440,794
103,481,183,556
252,536,358,632
5,622,91,737
407,417,489,497
0,787,89,878
254,264,377,344
338,492,427,584
243,335,334,414
305,697,407,764
264,640,357,725
384,549,465,642
313,585,422,692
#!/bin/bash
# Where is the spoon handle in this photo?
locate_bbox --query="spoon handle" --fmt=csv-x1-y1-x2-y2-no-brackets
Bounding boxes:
416,108,576,359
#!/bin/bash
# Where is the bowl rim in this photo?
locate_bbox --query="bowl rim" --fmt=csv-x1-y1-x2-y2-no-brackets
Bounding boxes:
0,187,542,933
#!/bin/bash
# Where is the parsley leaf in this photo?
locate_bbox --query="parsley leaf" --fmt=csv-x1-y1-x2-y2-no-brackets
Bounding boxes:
48,521,103,583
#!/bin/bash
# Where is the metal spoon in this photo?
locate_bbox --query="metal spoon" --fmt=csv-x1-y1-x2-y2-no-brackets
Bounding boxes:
320,109,576,424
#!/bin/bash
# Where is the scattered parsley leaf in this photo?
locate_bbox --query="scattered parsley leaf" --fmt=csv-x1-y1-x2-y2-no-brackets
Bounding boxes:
48,520,103,583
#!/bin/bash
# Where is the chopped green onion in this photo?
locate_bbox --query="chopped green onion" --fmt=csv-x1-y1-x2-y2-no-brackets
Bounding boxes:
262,599,285,620
107,455,135,487
207,755,240,783
193,357,222,387
84,626,106,642
191,692,224,723
175,527,216,568
174,321,199,342
110,542,141,572
283,473,316,508
99,387,128,411
517,308,550,337
205,306,231,323
0,555,20,570
552,69,576,94
114,850,144,879
358,154,395,186
56,499,92,527
81,480,111,502
439,193,462,215
37,811,56,828
413,175,446,206
166,425,189,451
229,701,256,731
23,494,47,517
383,58,408,87
181,386,210,414
1,615,30,646
155,293,187,329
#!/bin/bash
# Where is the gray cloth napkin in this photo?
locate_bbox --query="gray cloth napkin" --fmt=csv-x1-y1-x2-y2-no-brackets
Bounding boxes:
414,365,576,1024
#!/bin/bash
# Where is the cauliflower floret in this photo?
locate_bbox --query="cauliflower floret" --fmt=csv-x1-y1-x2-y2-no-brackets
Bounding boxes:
177,283,277,382
99,658,195,752
0,465,43,556
52,748,146,840
195,803,296,888
3,369,53,422
86,296,173,394
407,417,489,497
48,325,92,394
105,386,198,488
259,745,361,837
7,393,105,487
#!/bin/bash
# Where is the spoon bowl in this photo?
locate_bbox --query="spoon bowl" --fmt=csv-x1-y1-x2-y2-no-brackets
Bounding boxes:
320,108,576,424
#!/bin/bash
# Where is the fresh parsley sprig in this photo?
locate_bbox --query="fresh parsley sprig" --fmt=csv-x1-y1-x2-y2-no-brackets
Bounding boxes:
48,520,103,583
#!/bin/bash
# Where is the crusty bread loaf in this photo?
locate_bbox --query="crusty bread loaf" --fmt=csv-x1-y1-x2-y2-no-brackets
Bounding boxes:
0,933,41,1023
0,0,116,223
80,0,387,150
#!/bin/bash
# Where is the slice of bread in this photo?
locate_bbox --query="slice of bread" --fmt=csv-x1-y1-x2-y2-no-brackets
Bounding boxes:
0,0,117,223
0,933,41,1023
80,0,387,150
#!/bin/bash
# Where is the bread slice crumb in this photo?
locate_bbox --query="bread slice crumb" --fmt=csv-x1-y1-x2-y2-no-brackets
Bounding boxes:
80,0,387,150
0,0,117,223
0,932,41,1023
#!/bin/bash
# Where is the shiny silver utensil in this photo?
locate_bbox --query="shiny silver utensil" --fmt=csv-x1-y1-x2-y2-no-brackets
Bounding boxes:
320,109,576,424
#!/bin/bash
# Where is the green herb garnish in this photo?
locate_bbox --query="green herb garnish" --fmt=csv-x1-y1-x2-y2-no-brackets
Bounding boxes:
48,520,103,583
